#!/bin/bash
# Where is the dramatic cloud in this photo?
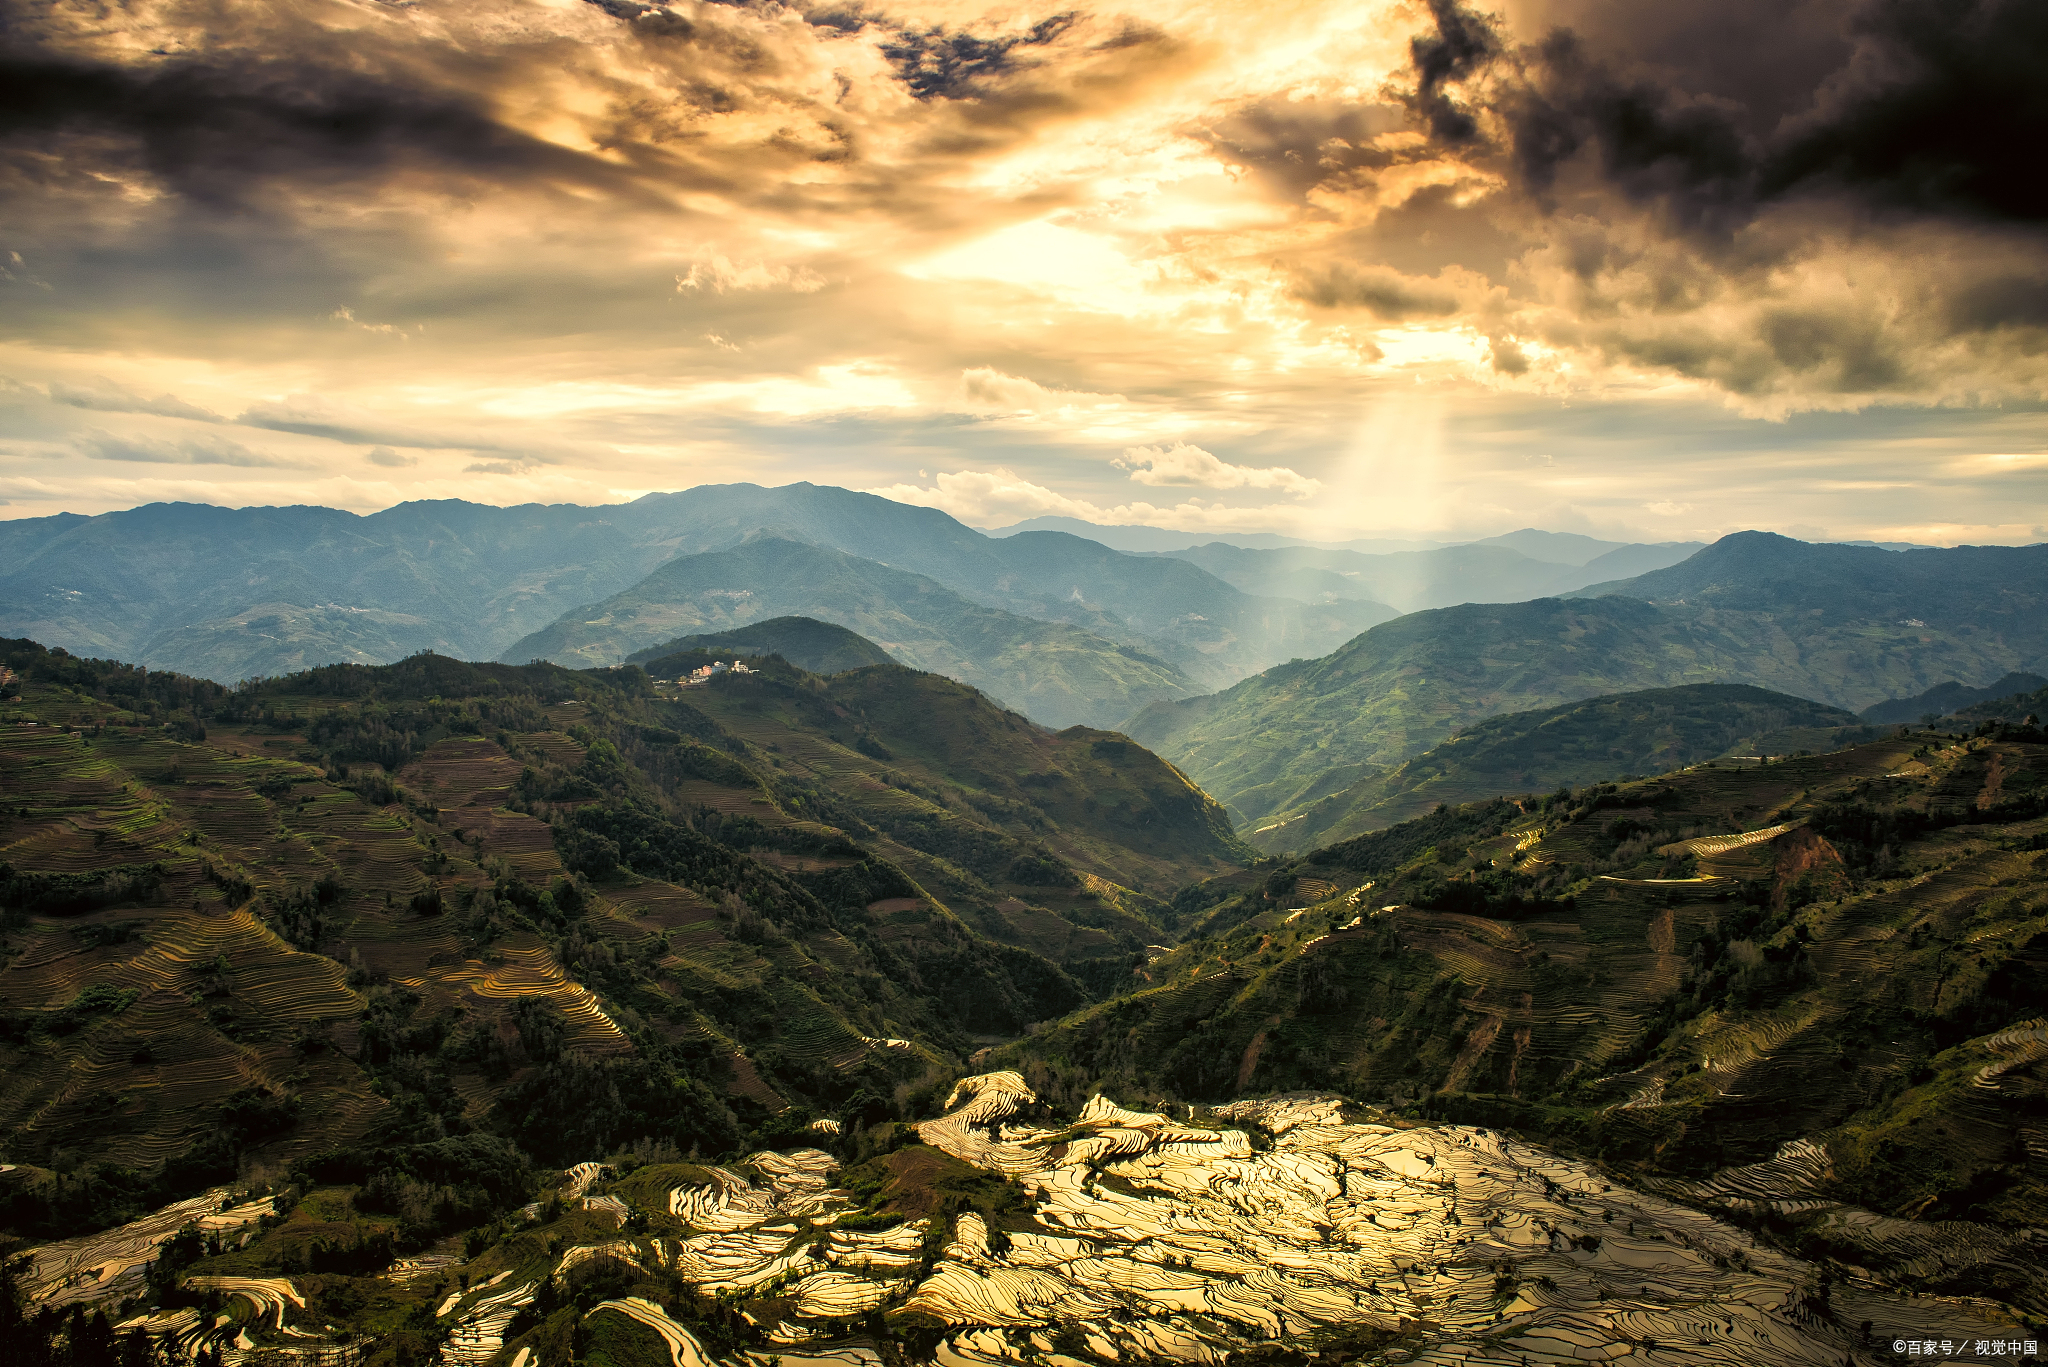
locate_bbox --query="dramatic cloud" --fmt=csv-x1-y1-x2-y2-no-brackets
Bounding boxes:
1359,0,2048,409
0,0,2040,539
1114,443,1321,495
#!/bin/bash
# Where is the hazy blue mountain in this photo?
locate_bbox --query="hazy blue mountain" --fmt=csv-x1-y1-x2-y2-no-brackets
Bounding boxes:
1149,539,1701,614
1246,683,1861,852
966,531,1394,690
0,498,690,674
1575,529,2048,623
626,616,896,676
1577,540,1710,581
1126,535,2048,824
0,484,1393,692
502,536,1198,729
985,515,1447,555
1464,528,1634,565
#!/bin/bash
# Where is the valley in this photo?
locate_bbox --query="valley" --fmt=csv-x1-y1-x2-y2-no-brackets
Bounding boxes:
3,622,2044,1365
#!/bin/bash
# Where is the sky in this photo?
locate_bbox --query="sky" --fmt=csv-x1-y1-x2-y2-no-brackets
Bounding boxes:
0,0,2044,546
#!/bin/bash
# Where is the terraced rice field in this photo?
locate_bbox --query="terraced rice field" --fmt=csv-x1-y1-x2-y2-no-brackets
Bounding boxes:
585,1296,716,1367
1659,821,1800,860
463,1075,2031,1364
404,738,521,809
1974,1019,2048,1093
897,1075,2018,1365
184,1274,308,1323
767,986,869,1069
444,1273,538,1365
18,1187,269,1309
0,900,367,1166
521,731,587,768
18,1068,2031,1365
603,879,717,932
672,779,794,822
454,939,630,1054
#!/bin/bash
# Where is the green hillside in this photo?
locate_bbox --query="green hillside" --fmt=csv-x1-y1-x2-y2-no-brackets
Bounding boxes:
7,631,2042,1359
1247,684,1866,852
0,634,1238,1240
1129,537,2048,826
625,615,894,676
500,536,1198,730
1003,721,2048,1319
629,652,1248,983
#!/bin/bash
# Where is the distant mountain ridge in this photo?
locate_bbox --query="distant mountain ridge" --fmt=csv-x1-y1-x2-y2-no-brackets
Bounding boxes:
500,537,1198,730
983,515,1448,554
1859,671,2048,724
0,484,1392,710
1952,681,2048,726
1128,533,2048,825
1576,529,2048,621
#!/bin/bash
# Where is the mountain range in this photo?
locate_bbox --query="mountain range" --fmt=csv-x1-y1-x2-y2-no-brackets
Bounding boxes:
1129,532,2048,826
495,536,1198,730
0,489,1707,727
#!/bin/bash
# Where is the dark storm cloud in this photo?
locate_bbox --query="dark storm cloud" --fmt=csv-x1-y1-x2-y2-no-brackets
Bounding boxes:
880,14,1078,102
1945,274,2048,333
1193,98,1410,198
0,25,645,208
1290,264,1461,319
1411,0,2048,236
1762,0,2048,225
1408,0,1499,143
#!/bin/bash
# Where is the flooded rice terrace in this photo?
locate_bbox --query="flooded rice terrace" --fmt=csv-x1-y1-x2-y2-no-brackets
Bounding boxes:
20,1072,2030,1365
900,1074,2022,1366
